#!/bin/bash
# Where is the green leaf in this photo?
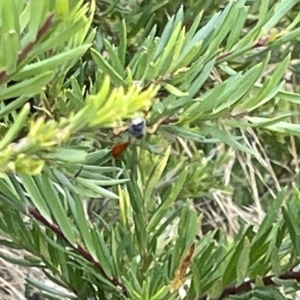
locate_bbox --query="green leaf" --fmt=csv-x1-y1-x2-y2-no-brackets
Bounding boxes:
13,44,91,80
39,173,76,246
45,148,87,163
152,286,169,300
149,209,182,251
1,0,20,73
278,90,300,104
253,286,287,300
170,205,198,277
236,237,250,286
208,278,223,300
166,26,186,73
118,19,127,67
226,5,248,49
262,0,300,31
29,0,47,41
0,103,30,149
185,10,203,43
55,0,69,20
19,173,52,223
201,125,256,155
91,48,126,86
91,230,113,278
104,39,125,77
265,121,300,137
270,245,281,276
31,18,87,55
154,22,183,76
163,126,218,143
225,114,291,129
164,83,189,97
76,178,119,199
0,251,39,267
0,71,54,100
282,193,300,256
181,67,256,122
148,167,188,233
0,176,20,203
214,55,270,114
144,146,171,204
255,189,286,240
206,1,237,53
0,95,30,119
154,8,177,58
223,240,245,286
26,277,76,298
76,177,129,187
233,54,290,114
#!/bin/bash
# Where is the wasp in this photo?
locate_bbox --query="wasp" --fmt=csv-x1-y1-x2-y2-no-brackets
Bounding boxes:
73,117,147,179
72,115,178,179
111,117,146,158
111,116,178,158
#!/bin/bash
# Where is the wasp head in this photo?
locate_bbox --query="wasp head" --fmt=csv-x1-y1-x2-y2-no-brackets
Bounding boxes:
127,118,146,139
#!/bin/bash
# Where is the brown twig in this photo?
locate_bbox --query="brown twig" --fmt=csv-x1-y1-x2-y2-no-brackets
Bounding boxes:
0,70,7,85
198,270,300,300
17,14,54,65
28,207,128,297
0,14,54,85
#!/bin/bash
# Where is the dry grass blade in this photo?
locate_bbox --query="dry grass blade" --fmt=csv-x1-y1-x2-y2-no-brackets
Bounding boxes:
171,244,195,291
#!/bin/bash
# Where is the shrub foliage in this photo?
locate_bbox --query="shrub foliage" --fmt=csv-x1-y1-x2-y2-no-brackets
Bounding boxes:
1,0,300,299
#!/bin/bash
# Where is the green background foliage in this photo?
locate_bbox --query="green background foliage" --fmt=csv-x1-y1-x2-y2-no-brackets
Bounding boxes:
1,0,300,299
